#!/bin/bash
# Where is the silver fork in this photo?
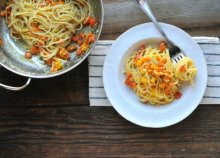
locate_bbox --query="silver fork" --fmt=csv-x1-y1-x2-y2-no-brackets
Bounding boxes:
134,0,185,64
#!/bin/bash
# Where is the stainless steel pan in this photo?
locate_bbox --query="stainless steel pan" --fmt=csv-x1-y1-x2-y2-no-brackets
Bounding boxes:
0,0,104,91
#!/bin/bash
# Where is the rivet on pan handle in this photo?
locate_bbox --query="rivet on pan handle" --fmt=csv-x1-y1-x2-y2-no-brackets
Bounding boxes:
0,78,31,91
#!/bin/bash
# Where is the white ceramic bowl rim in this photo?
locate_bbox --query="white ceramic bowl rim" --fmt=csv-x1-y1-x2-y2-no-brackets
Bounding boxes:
103,23,207,128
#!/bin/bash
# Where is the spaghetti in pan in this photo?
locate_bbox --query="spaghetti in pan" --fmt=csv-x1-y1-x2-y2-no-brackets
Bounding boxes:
1,0,97,72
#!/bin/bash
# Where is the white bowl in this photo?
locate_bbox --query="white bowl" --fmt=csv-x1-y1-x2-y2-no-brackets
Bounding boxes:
103,23,207,128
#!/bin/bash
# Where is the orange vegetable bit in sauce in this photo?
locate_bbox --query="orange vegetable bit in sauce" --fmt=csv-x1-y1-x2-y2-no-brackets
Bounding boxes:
147,69,153,74
58,0,65,5
32,26,41,32
46,58,53,66
79,32,86,39
58,48,70,60
72,33,85,45
159,82,167,89
83,16,96,27
140,45,146,51
37,41,44,47
46,0,65,6
125,73,136,89
39,35,49,42
72,35,79,42
88,17,96,27
0,10,6,17
51,59,63,72
77,40,83,46
66,45,77,52
72,32,96,56
174,91,182,99
51,1,57,6
58,41,65,47
161,58,167,64
76,48,82,56
180,65,187,72
30,46,40,55
81,43,89,52
134,52,141,61
0,39,2,46
31,22,40,28
156,56,161,62
86,32,96,44
164,88,172,95
76,43,88,56
25,51,32,59
27,31,35,37
159,42,166,52
46,0,52,4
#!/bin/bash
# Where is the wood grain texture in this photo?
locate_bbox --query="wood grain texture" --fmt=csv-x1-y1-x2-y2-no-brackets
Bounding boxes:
0,60,89,107
0,1,220,157
100,0,220,39
0,106,219,158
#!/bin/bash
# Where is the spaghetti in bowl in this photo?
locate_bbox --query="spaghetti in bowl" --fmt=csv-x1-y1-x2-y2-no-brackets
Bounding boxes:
124,40,197,105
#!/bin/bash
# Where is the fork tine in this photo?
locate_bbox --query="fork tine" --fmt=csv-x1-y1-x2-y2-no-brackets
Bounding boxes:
171,58,178,64
171,53,185,64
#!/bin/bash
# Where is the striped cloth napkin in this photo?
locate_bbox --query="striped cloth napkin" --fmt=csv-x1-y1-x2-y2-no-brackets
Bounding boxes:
89,37,220,106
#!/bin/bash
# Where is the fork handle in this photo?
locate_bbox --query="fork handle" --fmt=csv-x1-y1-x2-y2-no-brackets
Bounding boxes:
135,0,174,46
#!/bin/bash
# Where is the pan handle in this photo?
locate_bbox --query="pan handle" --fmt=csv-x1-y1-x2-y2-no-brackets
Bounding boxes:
0,78,31,91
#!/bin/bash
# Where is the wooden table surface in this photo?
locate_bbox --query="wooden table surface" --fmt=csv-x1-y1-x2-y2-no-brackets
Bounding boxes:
0,0,220,157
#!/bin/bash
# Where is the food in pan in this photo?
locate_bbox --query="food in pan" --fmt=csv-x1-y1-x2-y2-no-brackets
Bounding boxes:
1,0,96,72
124,42,197,105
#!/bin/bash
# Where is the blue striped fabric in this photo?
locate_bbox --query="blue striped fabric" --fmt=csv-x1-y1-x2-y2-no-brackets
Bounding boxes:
89,38,220,106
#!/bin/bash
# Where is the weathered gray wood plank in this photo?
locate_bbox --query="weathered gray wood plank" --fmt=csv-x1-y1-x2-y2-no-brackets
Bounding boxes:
101,0,220,39
0,106,219,158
